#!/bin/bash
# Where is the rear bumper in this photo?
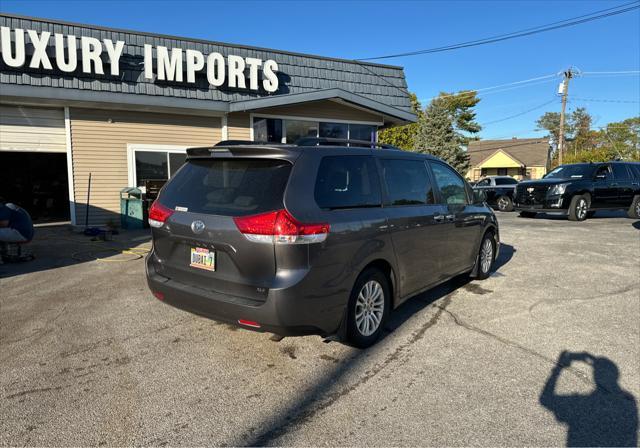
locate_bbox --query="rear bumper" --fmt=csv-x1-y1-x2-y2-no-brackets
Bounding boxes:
145,253,344,337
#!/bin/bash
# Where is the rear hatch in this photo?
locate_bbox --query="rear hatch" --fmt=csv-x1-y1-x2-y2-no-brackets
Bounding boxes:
149,157,292,303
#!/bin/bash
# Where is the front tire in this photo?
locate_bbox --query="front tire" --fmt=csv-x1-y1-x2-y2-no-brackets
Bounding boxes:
497,195,514,212
628,195,640,219
568,195,589,221
346,268,390,348
475,231,496,280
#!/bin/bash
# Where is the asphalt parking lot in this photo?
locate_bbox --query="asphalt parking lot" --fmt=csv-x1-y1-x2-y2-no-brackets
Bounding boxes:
1,211,639,446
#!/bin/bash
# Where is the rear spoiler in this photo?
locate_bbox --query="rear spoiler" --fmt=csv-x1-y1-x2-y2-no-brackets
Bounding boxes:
186,143,298,159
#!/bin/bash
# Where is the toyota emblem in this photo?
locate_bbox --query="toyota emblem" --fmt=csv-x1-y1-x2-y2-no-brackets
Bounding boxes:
191,220,205,234
527,187,535,193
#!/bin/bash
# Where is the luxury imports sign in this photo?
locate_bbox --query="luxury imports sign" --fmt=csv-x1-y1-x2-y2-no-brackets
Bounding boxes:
0,26,280,92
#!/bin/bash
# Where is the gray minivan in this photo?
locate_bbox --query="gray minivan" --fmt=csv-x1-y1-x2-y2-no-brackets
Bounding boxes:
145,141,499,347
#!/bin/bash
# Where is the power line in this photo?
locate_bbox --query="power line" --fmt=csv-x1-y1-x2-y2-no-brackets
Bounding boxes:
571,97,640,104
481,98,558,126
418,74,558,103
357,1,640,61
582,70,640,75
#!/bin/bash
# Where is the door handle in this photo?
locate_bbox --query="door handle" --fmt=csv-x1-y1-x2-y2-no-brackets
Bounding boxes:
611,183,619,186
434,214,445,223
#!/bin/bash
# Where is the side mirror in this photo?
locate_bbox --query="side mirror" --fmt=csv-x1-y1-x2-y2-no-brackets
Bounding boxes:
473,189,487,204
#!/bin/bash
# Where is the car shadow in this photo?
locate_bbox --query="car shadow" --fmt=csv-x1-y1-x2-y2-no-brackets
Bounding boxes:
540,351,637,447
382,243,515,338
239,243,516,446
528,210,630,221
632,221,640,230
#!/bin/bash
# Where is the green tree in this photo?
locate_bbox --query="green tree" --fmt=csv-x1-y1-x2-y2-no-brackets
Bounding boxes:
433,90,482,145
536,111,562,146
561,117,640,164
536,107,596,155
378,93,422,150
413,91,481,173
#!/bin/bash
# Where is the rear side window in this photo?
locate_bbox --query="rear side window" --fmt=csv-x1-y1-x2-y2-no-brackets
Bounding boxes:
430,162,468,205
495,177,518,185
159,159,291,216
629,164,640,180
380,159,435,205
314,156,381,209
612,163,631,180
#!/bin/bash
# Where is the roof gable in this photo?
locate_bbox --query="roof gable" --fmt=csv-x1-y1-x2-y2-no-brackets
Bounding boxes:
476,149,525,168
468,138,550,167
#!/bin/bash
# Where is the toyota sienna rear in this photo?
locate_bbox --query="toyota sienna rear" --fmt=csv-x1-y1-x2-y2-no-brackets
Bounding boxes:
146,141,499,347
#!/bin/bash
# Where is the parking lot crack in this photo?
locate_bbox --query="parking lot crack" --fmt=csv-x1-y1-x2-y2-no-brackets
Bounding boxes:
528,283,640,313
436,306,628,397
242,293,455,446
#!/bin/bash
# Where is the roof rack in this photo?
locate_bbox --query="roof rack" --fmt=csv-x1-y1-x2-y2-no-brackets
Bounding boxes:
294,137,400,150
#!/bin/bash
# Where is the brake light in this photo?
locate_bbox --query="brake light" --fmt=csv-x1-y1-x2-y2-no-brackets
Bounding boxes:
148,201,174,228
233,209,329,244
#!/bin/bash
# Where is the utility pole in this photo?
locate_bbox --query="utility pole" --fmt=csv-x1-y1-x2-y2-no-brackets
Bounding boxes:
557,68,573,165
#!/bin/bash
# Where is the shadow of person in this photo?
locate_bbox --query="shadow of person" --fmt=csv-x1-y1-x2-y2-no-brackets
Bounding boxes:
540,351,638,447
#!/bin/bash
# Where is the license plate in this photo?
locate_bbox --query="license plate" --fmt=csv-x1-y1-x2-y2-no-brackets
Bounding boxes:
190,247,215,271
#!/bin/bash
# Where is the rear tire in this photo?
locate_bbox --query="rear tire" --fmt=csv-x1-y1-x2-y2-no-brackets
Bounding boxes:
628,195,640,219
475,231,496,280
568,194,589,221
519,211,537,218
346,268,390,348
497,195,514,212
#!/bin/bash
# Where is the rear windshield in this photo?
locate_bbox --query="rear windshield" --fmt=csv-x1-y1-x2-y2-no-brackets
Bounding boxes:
158,158,292,216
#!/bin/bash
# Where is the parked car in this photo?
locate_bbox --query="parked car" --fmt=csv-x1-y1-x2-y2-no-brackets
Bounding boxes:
514,161,640,221
472,176,519,212
145,140,500,348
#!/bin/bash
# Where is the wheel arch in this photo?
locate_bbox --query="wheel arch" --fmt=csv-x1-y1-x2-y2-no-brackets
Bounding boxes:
359,258,398,308
470,224,498,277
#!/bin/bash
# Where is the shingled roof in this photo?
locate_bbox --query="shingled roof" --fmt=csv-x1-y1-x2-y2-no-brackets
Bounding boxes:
0,13,414,122
467,138,551,167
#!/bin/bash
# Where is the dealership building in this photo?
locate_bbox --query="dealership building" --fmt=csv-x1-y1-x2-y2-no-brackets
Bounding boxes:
0,13,415,226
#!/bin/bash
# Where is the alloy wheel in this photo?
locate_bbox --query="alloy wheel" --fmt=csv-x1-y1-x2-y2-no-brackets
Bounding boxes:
355,280,385,337
480,237,494,274
636,201,640,217
498,197,509,211
577,199,588,220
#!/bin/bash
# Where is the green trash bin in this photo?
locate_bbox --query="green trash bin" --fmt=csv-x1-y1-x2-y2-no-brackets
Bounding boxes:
120,187,145,229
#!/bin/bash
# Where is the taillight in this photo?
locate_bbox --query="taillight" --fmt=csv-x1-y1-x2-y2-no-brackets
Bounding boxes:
148,201,174,228
233,209,329,244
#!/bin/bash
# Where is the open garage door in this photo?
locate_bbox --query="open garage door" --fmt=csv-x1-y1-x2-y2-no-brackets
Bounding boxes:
0,105,71,223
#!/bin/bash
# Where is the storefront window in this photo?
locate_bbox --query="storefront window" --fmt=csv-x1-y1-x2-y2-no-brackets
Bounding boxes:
319,122,348,140
252,116,379,145
349,124,377,145
253,117,283,143
285,120,319,144
135,150,186,187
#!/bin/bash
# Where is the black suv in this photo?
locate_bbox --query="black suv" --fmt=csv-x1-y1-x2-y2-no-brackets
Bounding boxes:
472,176,519,212
515,161,640,221
145,140,499,347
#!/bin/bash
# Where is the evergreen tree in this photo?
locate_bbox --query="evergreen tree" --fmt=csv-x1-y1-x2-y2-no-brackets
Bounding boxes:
414,91,481,173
